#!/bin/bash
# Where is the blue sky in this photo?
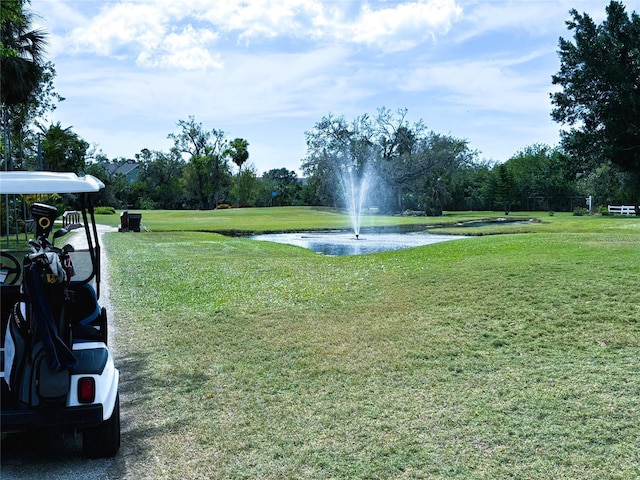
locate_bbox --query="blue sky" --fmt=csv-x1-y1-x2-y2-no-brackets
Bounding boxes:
32,0,616,175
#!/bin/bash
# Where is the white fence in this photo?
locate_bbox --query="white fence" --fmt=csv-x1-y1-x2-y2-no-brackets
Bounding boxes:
608,205,637,215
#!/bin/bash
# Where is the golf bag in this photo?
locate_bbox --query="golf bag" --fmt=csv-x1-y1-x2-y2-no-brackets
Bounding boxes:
3,251,77,407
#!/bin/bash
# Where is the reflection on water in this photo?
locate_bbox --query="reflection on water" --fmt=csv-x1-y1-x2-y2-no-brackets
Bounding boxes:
251,232,464,256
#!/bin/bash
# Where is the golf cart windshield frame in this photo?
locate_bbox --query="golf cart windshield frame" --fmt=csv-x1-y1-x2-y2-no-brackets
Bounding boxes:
1,171,105,296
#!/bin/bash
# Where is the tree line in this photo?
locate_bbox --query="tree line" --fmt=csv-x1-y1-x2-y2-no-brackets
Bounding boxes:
2,1,638,214
84,116,312,210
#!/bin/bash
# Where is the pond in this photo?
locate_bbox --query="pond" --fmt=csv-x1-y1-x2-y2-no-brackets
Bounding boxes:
251,231,465,256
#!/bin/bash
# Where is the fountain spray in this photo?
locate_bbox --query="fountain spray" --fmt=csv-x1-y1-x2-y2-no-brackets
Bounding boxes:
339,165,375,239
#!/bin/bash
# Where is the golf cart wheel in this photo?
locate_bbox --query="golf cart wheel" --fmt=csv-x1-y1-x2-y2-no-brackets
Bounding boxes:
83,393,121,458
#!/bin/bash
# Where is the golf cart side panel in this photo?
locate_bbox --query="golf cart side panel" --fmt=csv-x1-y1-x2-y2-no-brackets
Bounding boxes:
69,343,120,421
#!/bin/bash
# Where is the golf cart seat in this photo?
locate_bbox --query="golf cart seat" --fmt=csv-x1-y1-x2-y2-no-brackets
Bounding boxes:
67,283,108,343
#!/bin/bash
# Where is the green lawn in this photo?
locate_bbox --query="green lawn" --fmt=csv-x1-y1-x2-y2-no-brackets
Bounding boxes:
98,206,640,236
97,207,546,233
104,209,640,479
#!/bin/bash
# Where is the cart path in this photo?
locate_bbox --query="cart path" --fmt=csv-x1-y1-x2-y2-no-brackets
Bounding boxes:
70,225,120,355
1,224,131,480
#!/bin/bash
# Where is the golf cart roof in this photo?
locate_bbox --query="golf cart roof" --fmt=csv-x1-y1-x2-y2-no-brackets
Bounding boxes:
0,171,105,194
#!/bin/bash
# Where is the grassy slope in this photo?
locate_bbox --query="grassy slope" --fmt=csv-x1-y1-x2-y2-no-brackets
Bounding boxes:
104,211,640,479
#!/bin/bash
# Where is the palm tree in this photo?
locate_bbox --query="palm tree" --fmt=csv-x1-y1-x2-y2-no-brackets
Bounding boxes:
40,122,89,172
228,138,249,207
1,1,47,107
1,0,48,170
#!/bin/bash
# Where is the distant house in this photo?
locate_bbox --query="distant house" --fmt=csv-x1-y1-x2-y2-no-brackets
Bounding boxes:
105,160,139,183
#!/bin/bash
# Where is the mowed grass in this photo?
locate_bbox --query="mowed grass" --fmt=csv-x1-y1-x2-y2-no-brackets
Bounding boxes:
96,206,547,233
98,206,412,232
97,206,640,236
103,211,640,479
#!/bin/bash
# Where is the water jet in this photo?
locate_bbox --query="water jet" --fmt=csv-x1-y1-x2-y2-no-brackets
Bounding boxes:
338,164,375,238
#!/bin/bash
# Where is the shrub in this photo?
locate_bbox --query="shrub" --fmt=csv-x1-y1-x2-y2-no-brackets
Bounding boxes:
573,207,589,216
216,204,231,210
95,206,116,215
401,209,426,217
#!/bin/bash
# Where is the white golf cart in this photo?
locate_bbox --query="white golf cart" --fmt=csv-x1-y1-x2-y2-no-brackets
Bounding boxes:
1,171,120,458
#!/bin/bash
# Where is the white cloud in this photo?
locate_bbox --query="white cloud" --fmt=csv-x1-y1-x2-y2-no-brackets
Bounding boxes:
66,3,166,56
195,0,462,47
349,0,462,51
137,25,222,69
198,0,325,39
44,0,463,70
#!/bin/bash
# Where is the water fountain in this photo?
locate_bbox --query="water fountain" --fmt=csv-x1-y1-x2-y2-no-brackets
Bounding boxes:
251,152,465,255
337,164,376,239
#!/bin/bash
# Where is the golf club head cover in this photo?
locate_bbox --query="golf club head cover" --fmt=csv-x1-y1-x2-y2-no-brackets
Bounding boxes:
31,203,58,239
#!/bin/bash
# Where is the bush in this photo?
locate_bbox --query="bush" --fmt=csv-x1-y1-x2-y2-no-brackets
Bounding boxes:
598,205,611,216
216,204,231,210
95,206,116,215
573,207,589,216
401,209,426,217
